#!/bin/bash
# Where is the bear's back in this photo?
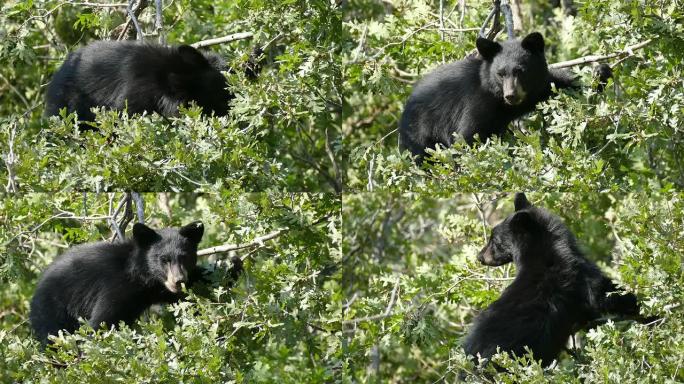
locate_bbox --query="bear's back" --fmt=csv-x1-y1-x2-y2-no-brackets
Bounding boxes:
38,240,134,291
409,58,484,104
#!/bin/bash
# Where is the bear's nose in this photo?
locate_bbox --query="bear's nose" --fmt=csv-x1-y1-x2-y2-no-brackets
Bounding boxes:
504,94,516,103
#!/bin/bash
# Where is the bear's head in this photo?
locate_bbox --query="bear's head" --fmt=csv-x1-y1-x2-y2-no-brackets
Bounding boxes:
477,193,547,267
476,32,549,106
132,221,204,293
168,45,233,116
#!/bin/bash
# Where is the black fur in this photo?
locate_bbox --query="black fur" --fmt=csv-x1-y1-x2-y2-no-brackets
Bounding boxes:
29,221,215,345
399,32,576,160
44,41,236,122
244,46,264,80
463,193,643,367
593,63,613,93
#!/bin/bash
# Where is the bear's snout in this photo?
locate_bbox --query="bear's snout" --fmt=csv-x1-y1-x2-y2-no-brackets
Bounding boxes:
164,263,188,293
502,76,526,105
477,244,493,264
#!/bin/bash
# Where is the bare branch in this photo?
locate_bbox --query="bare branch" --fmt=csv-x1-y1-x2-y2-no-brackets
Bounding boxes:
117,194,134,237
116,0,147,41
479,1,501,39
510,0,523,33
0,73,30,109
68,2,128,7
352,24,368,62
261,33,285,51
190,32,254,49
197,228,287,257
472,194,488,242
501,0,515,39
439,0,445,63
197,213,333,257
128,0,144,40
154,0,164,45
549,39,653,69
49,212,112,221
109,194,128,241
4,120,18,193
131,192,145,223
342,279,400,325
324,127,343,193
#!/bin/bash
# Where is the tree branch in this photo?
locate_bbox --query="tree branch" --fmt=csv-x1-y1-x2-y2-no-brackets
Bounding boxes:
131,192,145,223
68,2,128,7
154,0,164,44
116,0,147,41
549,39,653,69
197,228,288,257
127,0,145,40
190,32,254,49
342,279,400,325
197,213,333,257
3,120,18,193
109,194,128,241
324,127,343,193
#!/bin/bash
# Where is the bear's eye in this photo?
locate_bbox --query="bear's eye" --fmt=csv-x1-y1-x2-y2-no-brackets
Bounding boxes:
490,238,499,249
161,256,172,263
496,70,505,78
512,67,523,75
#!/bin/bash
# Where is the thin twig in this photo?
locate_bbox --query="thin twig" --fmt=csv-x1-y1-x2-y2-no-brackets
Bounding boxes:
472,194,488,242
439,0,445,63
0,73,30,109
171,169,210,187
324,127,342,193
68,2,128,7
549,39,653,69
352,24,368,62
342,279,400,325
110,194,129,241
261,33,285,51
117,193,134,237
4,120,18,193
117,0,146,41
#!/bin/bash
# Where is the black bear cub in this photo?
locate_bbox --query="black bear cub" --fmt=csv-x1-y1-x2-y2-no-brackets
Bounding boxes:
463,193,645,368
45,41,237,122
30,221,224,345
399,32,576,160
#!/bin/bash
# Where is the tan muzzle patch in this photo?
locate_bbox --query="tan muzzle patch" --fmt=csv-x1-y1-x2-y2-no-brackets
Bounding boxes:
503,77,526,105
164,263,187,293
479,245,495,265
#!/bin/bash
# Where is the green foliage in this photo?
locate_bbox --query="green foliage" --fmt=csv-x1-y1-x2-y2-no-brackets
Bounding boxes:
343,0,684,192
342,192,683,382
0,0,683,382
0,192,342,382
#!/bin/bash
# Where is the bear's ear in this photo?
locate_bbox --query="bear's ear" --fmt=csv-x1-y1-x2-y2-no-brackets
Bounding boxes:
509,211,535,231
179,221,204,244
521,32,544,54
202,51,227,71
175,45,211,70
476,37,502,61
132,223,160,246
514,193,532,211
